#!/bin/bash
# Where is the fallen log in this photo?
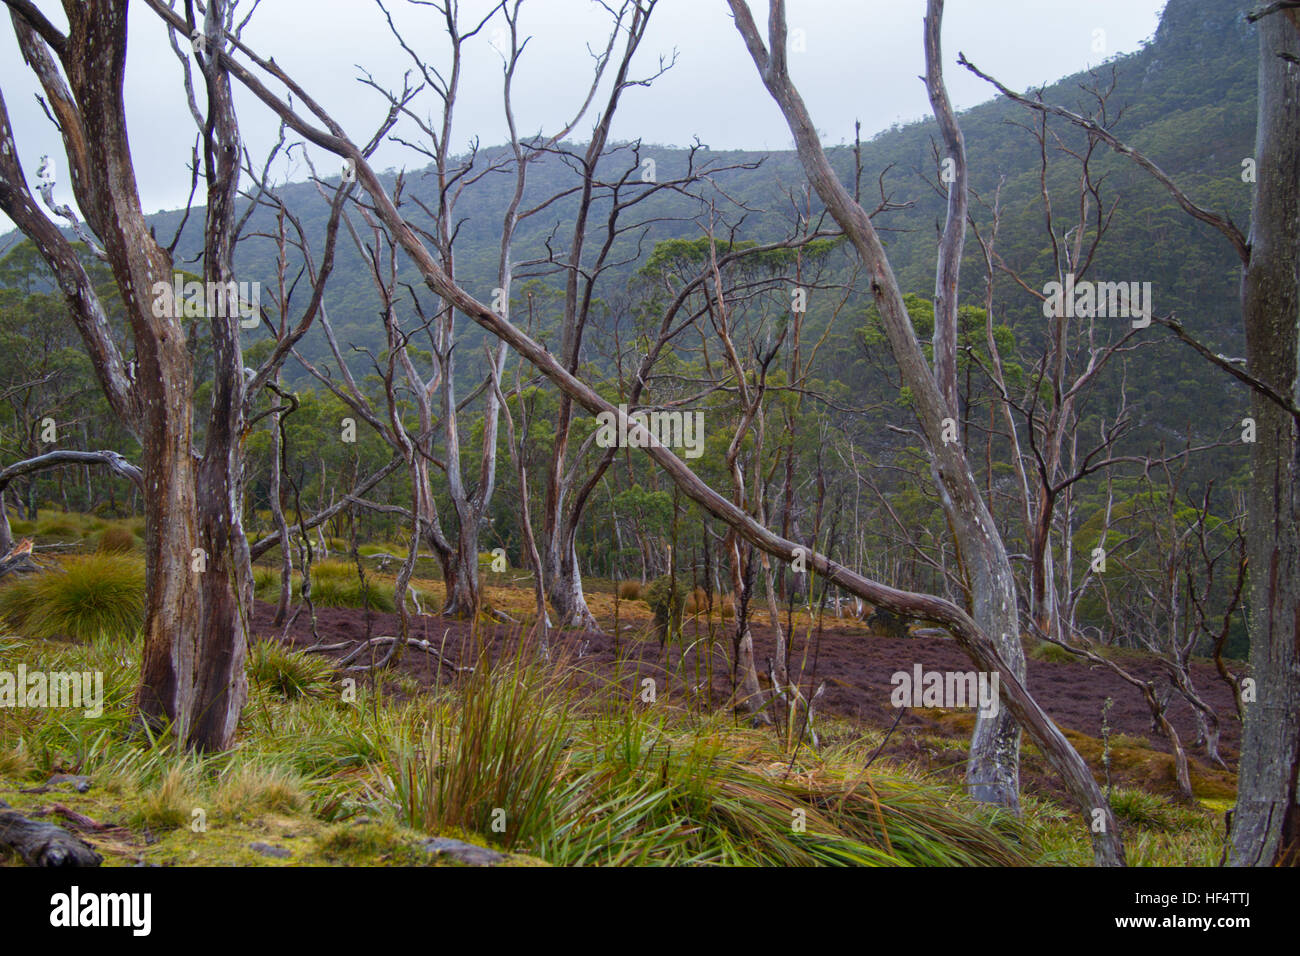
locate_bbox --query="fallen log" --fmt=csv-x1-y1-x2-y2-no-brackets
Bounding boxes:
0,799,103,866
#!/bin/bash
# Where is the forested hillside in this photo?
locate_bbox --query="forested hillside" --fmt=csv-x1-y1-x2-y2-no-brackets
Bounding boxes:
119,0,1259,380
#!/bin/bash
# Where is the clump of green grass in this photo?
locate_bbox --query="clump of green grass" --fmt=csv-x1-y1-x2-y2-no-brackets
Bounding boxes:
310,560,396,611
382,642,1032,867
541,711,1030,867
97,525,136,553
247,639,337,700
0,553,144,642
252,559,397,611
1028,640,1080,663
389,642,575,851
252,565,281,601
312,575,396,612
1109,787,1201,833
34,513,86,541
131,765,201,831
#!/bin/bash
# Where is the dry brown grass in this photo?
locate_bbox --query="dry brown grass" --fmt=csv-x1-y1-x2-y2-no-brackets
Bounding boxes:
97,525,137,553
345,568,865,634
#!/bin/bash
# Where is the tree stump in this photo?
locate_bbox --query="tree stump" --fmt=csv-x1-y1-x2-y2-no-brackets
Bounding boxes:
0,538,43,580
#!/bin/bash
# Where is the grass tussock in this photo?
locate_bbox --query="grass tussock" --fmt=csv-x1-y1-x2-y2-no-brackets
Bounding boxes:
213,762,308,818
382,643,1032,866
131,765,201,831
34,513,86,541
96,525,137,554
1027,640,1079,664
253,559,397,612
389,644,576,851
247,640,338,700
0,553,144,642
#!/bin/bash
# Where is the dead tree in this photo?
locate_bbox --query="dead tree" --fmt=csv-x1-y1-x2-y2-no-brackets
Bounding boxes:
728,0,1028,813
0,0,240,750
0,0,371,750
151,0,1126,865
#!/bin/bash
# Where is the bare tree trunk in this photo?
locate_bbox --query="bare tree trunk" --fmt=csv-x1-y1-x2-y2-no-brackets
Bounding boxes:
189,0,251,749
0,489,11,556
268,384,294,626
1230,9,1300,867
728,0,1025,810
724,530,769,721
548,530,600,631
0,2,257,752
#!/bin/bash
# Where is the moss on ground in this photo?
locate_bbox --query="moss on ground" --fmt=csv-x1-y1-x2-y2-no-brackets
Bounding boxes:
0,779,542,867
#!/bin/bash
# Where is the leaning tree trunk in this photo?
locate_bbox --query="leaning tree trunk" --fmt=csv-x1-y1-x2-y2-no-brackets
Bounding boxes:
1230,10,1300,867
726,0,1027,810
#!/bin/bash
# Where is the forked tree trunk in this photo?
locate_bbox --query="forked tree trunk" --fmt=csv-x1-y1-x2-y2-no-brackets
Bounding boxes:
545,530,601,631
443,518,482,620
0,3,248,752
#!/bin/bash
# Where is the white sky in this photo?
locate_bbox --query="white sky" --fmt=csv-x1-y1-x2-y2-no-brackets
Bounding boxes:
0,0,1168,222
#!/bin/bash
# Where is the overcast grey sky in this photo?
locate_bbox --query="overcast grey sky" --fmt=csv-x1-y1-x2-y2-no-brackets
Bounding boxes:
0,0,1168,222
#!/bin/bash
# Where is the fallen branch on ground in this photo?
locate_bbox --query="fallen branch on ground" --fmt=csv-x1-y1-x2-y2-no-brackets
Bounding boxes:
0,800,102,867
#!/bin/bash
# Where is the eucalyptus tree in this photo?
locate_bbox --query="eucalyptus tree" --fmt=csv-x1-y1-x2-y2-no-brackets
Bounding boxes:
0,0,356,749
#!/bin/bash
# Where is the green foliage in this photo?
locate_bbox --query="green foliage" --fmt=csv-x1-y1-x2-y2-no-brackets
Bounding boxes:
1108,787,1202,834
1028,640,1080,664
0,554,144,642
389,646,576,851
310,562,397,612
0,620,1224,866
382,644,1032,866
247,640,337,701
541,711,1030,866
253,559,398,612
252,565,281,602
34,514,85,540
